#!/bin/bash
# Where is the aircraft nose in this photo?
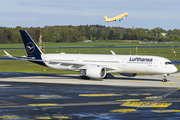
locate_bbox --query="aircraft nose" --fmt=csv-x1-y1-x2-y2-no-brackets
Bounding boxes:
172,65,178,73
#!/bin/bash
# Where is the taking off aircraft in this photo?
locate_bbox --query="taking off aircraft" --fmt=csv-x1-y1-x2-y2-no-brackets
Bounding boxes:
4,30,178,82
104,13,129,22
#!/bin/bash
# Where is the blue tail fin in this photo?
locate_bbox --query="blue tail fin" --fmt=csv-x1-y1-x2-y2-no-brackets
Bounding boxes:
19,30,43,57
19,30,46,67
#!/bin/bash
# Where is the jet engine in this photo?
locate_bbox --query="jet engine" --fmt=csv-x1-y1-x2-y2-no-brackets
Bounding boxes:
120,73,137,77
86,67,106,79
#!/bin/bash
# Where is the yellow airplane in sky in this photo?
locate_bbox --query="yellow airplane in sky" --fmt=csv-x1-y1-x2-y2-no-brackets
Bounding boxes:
104,13,129,22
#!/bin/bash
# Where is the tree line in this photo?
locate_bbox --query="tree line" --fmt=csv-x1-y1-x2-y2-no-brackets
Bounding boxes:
0,25,180,44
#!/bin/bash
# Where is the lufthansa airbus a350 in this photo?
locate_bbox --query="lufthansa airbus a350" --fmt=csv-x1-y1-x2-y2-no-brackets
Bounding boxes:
4,30,177,82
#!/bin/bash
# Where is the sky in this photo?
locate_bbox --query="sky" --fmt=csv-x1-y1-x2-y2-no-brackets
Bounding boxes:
0,0,180,30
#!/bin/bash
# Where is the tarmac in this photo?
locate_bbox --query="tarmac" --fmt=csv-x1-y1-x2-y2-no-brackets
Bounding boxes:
0,73,180,119
0,72,180,88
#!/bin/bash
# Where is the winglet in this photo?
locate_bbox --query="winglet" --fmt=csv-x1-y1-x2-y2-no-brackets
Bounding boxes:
110,50,116,55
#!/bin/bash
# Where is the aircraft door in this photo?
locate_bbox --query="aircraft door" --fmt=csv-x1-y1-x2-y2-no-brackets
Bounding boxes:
76,57,80,62
153,59,158,67
122,58,126,66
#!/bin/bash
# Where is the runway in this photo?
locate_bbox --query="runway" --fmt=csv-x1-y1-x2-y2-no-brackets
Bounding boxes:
0,73,180,119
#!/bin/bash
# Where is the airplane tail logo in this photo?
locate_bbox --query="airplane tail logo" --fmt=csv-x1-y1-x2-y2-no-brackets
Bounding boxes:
26,42,35,53
19,30,43,57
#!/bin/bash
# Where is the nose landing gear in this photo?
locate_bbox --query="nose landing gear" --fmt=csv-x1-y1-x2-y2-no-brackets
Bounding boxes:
163,74,169,82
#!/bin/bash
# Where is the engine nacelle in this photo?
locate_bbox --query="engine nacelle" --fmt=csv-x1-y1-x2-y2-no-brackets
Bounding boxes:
86,67,106,79
120,73,137,77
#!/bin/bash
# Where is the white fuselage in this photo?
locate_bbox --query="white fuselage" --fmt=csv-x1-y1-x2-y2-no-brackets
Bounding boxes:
41,53,177,74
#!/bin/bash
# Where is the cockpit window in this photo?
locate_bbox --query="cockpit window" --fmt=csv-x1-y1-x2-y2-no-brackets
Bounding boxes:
165,62,172,65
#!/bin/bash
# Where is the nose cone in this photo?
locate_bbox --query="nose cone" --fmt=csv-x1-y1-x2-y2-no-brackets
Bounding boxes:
172,65,178,73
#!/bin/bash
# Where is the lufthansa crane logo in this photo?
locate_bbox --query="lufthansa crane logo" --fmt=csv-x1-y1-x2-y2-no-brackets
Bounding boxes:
26,42,35,53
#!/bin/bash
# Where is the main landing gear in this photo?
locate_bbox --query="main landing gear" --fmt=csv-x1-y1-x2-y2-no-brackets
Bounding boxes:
78,75,90,80
163,74,169,82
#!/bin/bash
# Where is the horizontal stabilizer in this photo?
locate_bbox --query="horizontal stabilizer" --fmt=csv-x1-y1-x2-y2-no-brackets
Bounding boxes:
4,50,13,58
110,50,116,55
4,50,36,60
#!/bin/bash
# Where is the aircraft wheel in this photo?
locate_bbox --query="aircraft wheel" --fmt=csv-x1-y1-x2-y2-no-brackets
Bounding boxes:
84,76,90,80
79,75,90,80
78,76,82,79
162,74,168,82
163,79,167,82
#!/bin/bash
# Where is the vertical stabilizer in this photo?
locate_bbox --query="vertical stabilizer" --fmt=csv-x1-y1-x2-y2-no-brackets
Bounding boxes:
104,16,108,22
19,30,43,57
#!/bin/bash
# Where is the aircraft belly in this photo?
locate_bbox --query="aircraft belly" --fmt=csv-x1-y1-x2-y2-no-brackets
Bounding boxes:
122,63,149,73
136,64,148,73
45,62,80,71
145,65,174,74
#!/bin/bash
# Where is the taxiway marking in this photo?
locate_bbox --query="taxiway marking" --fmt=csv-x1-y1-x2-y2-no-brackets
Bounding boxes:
141,93,151,95
0,116,20,119
20,95,69,99
79,93,151,97
160,83,175,86
145,96,163,99
116,99,141,102
152,110,180,113
128,94,139,96
130,80,145,82
121,102,172,108
35,116,52,119
34,76,50,78
110,109,137,113
35,116,70,119
78,93,123,97
28,103,58,106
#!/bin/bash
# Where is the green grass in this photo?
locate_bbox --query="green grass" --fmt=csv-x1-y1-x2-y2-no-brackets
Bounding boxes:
0,41,180,48
2,47,179,60
0,42,180,74
41,42,180,47
0,60,79,74
0,44,24,48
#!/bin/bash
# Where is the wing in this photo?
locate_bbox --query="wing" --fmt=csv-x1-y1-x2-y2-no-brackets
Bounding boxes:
4,50,85,65
4,50,117,70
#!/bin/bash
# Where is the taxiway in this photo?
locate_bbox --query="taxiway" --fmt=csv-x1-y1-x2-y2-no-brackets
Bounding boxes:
0,73,180,119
